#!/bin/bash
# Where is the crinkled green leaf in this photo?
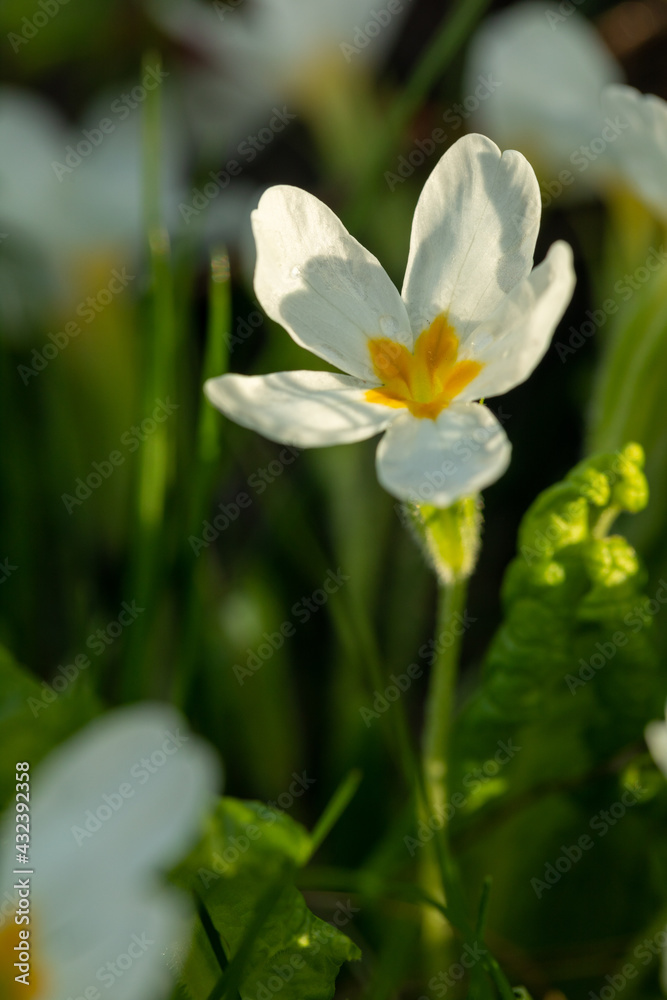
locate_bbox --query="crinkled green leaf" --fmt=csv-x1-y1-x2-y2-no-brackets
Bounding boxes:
175,798,361,1000
454,443,661,778
450,445,666,971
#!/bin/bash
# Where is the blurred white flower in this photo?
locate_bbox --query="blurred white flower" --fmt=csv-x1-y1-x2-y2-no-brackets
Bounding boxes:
0,704,220,1000
149,0,406,154
0,86,185,330
463,2,622,195
205,134,575,507
602,84,667,220
646,705,667,996
646,708,667,775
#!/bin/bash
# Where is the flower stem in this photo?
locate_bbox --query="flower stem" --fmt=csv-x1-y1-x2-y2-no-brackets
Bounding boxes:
121,51,176,701
419,576,468,967
423,578,467,817
171,251,230,708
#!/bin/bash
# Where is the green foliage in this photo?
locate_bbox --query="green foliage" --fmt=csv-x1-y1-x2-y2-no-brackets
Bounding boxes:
454,443,661,772
175,798,361,1000
449,445,667,983
0,645,99,812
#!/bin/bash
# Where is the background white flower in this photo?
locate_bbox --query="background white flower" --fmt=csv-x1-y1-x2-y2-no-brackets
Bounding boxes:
602,84,667,220
205,133,576,507
0,704,220,1000
0,86,185,331
646,709,667,777
463,2,622,194
149,0,406,154
645,709,667,993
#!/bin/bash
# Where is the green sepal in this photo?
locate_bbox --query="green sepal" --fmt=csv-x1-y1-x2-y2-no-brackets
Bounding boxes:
401,495,482,584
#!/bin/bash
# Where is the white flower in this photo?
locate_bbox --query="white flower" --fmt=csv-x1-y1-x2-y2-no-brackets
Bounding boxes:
205,133,576,507
645,708,667,993
646,709,667,776
149,0,405,153
601,84,667,220
0,704,220,1000
0,86,185,328
463,2,621,192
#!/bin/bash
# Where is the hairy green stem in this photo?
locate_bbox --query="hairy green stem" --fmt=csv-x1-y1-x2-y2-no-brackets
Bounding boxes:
419,577,467,968
423,578,467,818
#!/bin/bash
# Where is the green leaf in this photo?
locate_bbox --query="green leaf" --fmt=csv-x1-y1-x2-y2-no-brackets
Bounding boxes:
0,645,100,812
454,443,660,772
449,445,665,974
175,798,361,1000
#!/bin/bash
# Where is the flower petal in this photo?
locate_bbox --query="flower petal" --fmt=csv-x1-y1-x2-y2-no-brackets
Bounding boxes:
463,2,621,183
205,370,398,447
401,133,541,340
602,84,667,219
47,888,190,1000
252,185,413,379
375,403,511,506
646,716,667,777
456,240,575,400
2,705,220,1000
29,704,219,901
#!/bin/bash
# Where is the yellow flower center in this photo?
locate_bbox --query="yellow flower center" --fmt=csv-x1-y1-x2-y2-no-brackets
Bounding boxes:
365,314,483,420
0,913,48,999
